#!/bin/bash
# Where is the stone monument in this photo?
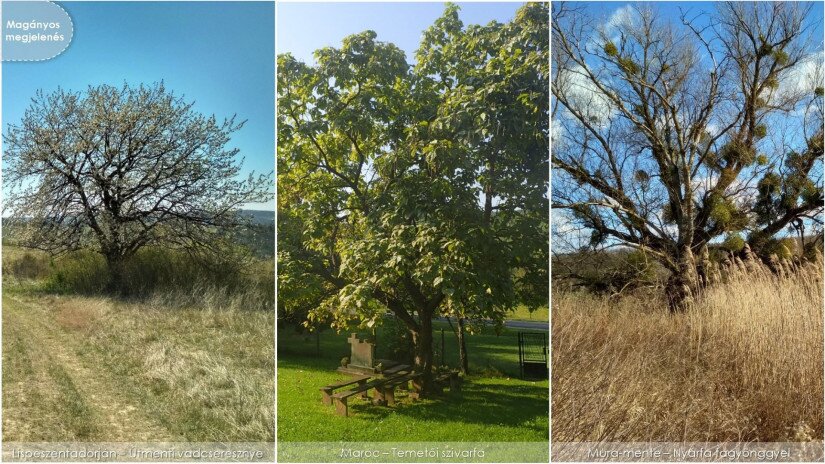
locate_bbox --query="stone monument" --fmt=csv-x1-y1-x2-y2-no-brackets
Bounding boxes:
338,333,377,374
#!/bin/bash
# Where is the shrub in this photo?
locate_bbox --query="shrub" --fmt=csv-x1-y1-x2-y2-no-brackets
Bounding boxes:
48,251,109,294
2,250,51,281
5,246,273,311
617,57,639,74
754,124,767,139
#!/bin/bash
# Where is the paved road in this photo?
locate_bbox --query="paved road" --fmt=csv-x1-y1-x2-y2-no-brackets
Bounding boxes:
434,317,548,331
503,320,549,331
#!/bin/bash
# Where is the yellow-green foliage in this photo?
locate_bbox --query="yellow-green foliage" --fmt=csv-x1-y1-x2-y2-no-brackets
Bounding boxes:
603,41,618,57
721,140,756,165
772,49,789,65
763,237,797,260
708,195,748,230
722,234,746,252
617,57,639,74
801,180,821,205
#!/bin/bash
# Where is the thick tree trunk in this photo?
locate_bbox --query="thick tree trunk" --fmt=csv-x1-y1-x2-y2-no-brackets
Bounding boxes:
104,252,128,294
665,245,700,311
457,317,469,375
411,314,434,395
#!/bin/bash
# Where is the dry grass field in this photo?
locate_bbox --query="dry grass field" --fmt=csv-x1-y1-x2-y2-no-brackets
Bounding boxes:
552,255,823,442
2,247,275,442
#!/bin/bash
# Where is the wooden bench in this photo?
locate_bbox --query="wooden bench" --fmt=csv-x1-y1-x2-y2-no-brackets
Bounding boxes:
331,373,407,416
319,375,370,405
434,371,461,393
379,372,422,406
381,363,410,376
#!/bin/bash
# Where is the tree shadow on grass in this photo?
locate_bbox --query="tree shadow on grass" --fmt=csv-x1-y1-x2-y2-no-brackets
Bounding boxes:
347,382,548,435
278,353,548,441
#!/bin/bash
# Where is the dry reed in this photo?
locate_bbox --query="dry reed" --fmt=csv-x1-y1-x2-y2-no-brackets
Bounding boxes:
552,256,823,442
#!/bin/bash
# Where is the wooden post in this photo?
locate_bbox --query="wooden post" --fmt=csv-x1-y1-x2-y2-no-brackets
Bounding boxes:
373,385,386,405
333,397,348,416
385,386,396,406
321,388,333,405
441,329,445,367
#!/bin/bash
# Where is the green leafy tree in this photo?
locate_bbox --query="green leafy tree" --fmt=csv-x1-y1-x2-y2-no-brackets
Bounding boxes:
4,83,271,289
277,3,548,392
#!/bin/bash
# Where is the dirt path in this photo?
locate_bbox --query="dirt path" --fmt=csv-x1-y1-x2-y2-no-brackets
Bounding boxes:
2,292,179,442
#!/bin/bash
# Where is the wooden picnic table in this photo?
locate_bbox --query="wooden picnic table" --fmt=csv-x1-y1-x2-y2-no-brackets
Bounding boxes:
331,371,411,416
319,374,371,405
322,359,466,416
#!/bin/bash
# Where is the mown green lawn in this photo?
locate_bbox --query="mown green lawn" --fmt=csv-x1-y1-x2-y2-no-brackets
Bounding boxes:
277,323,548,442
509,305,549,323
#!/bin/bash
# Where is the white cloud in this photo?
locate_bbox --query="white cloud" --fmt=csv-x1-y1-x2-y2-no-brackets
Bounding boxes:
603,5,636,38
773,51,824,103
551,117,566,149
556,63,616,126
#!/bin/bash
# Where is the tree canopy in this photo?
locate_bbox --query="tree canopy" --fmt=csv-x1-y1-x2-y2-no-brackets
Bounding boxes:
278,2,549,389
4,82,271,285
552,2,823,306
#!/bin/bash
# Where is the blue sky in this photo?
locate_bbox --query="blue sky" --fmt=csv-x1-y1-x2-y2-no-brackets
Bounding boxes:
2,1,275,210
577,1,824,40
277,2,529,63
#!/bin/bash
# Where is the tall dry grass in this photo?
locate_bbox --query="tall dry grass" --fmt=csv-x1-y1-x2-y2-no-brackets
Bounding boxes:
552,256,823,442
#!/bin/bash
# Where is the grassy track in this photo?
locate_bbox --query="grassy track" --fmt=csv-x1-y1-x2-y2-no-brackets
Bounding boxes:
277,324,549,442
2,287,275,442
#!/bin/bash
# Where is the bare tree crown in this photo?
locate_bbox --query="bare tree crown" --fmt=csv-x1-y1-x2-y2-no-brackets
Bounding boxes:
552,2,823,264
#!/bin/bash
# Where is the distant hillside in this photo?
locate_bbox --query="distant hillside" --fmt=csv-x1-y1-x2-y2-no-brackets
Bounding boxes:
242,209,274,226
3,210,275,258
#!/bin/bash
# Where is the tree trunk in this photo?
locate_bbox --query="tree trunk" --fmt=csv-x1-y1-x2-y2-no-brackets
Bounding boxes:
411,314,434,395
104,252,127,294
457,317,469,375
665,244,700,311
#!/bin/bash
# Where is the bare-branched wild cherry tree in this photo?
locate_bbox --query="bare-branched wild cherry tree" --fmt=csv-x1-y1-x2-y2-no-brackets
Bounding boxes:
552,2,823,308
4,82,271,288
